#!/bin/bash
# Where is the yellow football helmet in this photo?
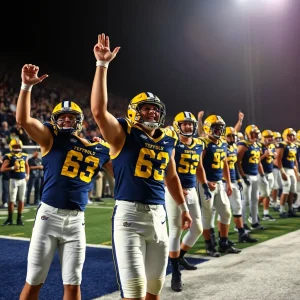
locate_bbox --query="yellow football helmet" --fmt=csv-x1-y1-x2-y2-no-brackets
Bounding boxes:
244,125,260,142
282,128,296,142
297,130,300,142
203,115,225,139
225,127,237,136
173,111,198,137
9,138,23,153
273,131,282,142
127,92,166,130
237,132,244,141
50,101,84,133
261,129,274,144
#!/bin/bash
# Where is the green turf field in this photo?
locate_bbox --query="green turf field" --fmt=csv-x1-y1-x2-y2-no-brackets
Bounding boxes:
1,199,300,255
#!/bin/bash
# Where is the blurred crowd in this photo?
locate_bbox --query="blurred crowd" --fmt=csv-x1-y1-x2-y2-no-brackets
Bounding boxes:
0,66,120,207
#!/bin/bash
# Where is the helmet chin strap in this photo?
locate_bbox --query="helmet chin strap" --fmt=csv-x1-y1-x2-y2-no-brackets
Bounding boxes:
141,122,159,130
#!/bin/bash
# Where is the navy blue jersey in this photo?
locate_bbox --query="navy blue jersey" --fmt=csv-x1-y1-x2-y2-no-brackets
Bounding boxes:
277,142,297,169
41,123,110,211
237,140,261,176
175,138,204,188
3,152,28,179
112,118,177,205
260,143,276,173
202,137,227,182
297,143,300,172
227,143,238,182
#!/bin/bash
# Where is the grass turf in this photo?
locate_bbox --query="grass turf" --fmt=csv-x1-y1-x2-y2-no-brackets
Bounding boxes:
0,199,299,255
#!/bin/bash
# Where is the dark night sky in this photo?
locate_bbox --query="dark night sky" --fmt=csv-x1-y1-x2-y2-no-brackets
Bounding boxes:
1,0,300,130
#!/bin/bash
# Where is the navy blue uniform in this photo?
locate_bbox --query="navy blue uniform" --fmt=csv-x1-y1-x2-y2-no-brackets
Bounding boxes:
261,143,276,173
277,142,297,169
41,123,110,211
227,143,238,182
3,152,28,179
175,138,204,188
112,118,178,204
202,137,227,181
237,140,261,176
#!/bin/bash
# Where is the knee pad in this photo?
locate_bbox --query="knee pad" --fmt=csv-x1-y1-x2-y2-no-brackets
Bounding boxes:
147,276,165,296
122,277,146,299
219,209,231,225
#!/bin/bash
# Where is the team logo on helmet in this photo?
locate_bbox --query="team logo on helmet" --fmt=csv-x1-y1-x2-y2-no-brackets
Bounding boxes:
127,92,166,130
173,111,198,137
50,101,84,134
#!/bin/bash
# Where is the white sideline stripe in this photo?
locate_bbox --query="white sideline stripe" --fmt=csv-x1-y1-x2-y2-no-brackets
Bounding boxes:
0,235,113,249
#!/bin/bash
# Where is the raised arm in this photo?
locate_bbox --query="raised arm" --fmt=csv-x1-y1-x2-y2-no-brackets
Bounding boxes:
234,110,244,133
197,111,206,137
91,33,124,152
16,64,52,151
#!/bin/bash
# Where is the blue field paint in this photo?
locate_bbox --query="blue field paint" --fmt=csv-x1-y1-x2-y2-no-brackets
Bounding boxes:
0,238,207,300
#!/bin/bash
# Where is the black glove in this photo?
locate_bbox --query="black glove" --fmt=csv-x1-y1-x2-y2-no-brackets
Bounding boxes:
242,176,251,186
237,181,243,191
202,183,212,201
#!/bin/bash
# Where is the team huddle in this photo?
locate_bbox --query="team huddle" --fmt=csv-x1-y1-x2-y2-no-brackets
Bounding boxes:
8,33,298,300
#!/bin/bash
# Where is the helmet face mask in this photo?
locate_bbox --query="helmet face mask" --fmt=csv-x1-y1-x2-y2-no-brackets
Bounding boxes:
173,111,198,137
245,125,260,143
282,128,296,143
225,127,237,145
51,101,84,135
203,115,226,140
9,138,23,153
127,92,166,130
261,130,274,145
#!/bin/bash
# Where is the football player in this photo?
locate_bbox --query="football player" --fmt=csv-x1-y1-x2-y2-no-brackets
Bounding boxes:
17,64,112,300
166,112,210,292
237,125,268,230
258,130,276,220
276,128,299,217
199,115,241,256
91,33,192,300
225,127,257,242
271,132,283,210
1,138,29,226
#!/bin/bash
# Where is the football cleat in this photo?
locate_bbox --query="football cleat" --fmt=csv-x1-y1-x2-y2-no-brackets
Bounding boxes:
287,210,298,218
206,245,221,257
238,233,258,243
178,258,197,271
218,244,242,254
171,271,182,292
2,219,13,226
279,212,288,218
251,223,266,230
262,214,276,221
17,218,24,226
243,224,252,233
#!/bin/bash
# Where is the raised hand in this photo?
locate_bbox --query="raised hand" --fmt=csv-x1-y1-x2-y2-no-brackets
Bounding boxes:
198,111,204,120
93,33,120,63
238,110,244,122
21,64,48,86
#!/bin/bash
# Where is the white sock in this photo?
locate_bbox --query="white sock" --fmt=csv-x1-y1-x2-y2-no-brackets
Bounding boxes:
280,205,285,213
263,209,269,215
